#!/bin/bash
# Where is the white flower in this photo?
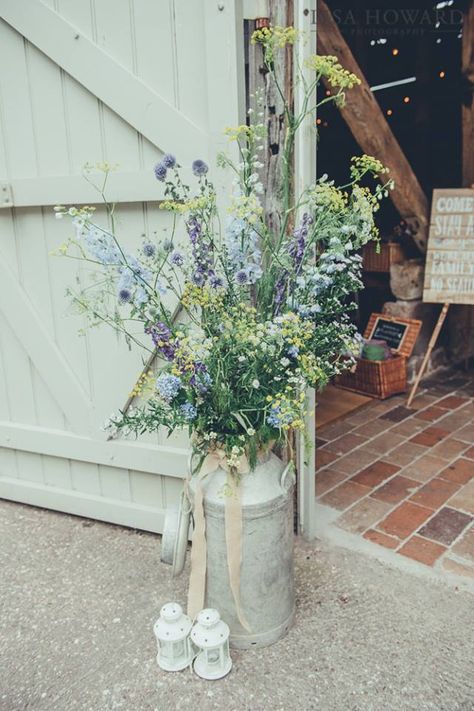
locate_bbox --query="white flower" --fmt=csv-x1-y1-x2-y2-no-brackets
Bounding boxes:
252,379,260,388
247,428,256,436
280,357,290,367
238,355,246,362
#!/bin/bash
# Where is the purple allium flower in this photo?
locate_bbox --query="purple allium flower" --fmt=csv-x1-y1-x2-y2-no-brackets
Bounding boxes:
170,250,184,267
162,153,176,169
156,373,182,402
192,159,208,176
154,162,167,181
180,402,197,421
118,288,132,304
143,243,156,257
235,269,248,285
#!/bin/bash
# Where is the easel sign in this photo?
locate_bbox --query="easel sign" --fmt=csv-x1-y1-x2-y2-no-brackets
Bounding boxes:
407,188,474,406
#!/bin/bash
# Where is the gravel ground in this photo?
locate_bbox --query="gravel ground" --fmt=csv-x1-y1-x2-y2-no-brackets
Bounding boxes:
1,499,473,711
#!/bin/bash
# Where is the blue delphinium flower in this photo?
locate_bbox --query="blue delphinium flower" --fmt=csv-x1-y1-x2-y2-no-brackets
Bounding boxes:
288,214,313,273
192,271,206,286
78,224,122,265
143,243,156,257
192,371,212,394
145,322,176,360
180,402,197,421
162,154,176,169
154,162,167,181
267,406,292,428
209,273,224,288
225,217,262,285
156,373,182,402
192,159,208,176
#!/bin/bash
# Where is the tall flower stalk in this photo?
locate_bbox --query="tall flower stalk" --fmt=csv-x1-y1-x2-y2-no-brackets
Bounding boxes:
54,28,393,470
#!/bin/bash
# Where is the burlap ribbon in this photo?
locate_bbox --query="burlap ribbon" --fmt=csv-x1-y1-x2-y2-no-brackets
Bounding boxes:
186,449,252,632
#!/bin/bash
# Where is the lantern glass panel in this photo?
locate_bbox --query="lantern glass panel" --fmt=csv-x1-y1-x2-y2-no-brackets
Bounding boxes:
206,648,221,666
173,640,185,657
159,640,174,659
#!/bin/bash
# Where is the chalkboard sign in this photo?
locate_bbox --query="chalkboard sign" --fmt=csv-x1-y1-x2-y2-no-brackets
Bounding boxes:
369,317,408,350
423,188,474,305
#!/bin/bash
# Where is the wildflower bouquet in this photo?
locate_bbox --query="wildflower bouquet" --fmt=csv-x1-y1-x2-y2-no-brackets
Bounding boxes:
56,27,392,471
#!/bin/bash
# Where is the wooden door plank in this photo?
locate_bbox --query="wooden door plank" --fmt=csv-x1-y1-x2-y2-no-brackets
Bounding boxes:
0,253,93,431
0,0,208,162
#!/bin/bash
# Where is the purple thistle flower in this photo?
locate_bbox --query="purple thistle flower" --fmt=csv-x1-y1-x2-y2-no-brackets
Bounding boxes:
118,288,132,304
162,153,176,169
143,243,156,257
235,269,248,285
154,162,167,182
170,250,184,267
192,159,208,176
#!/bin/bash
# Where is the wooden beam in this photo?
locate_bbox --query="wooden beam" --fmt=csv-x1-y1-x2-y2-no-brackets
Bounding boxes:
0,170,193,208
0,421,188,478
317,0,430,253
462,2,474,188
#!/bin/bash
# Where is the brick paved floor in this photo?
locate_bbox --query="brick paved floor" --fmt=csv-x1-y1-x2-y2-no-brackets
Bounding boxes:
316,368,474,581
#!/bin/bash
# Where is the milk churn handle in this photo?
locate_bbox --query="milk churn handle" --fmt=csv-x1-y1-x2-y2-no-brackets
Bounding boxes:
280,461,296,492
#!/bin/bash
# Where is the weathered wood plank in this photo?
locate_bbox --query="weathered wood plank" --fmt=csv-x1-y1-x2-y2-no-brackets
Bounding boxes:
317,0,430,252
423,188,474,305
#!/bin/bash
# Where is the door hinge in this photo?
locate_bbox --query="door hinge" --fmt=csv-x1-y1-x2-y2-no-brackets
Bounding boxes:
0,183,13,208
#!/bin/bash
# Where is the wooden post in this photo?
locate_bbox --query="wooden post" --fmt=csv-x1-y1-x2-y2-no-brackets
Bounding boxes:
462,4,474,367
317,0,430,252
462,2,474,189
407,303,450,408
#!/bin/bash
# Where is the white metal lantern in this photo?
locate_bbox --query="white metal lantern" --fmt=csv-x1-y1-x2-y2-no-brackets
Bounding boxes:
190,608,232,680
153,602,194,672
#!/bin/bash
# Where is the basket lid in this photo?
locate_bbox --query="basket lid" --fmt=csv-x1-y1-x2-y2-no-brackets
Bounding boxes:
363,313,422,358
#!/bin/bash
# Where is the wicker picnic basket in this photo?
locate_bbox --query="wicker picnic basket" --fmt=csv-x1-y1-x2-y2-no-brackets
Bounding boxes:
335,313,422,399
362,241,405,273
